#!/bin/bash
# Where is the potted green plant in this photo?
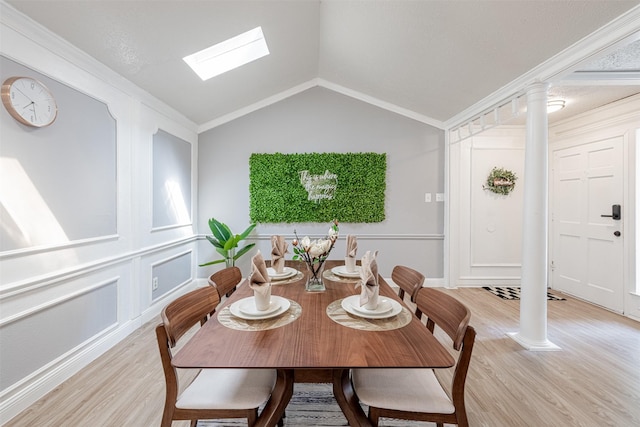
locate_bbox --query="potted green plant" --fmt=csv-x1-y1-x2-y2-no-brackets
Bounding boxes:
200,217,257,267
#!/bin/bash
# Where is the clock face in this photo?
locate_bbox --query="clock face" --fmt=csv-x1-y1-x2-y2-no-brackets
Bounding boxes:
1,77,58,127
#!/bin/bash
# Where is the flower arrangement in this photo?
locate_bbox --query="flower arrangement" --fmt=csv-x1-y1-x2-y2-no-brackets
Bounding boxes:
292,220,339,290
483,167,518,195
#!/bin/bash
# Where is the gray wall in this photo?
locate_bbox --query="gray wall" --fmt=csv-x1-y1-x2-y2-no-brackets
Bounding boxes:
1,56,117,251
198,86,445,278
152,252,192,301
152,129,192,228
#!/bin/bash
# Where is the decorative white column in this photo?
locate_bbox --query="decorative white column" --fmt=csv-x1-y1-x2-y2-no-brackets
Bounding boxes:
507,82,560,351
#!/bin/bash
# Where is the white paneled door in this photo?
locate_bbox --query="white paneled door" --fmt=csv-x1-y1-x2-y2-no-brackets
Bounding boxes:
551,137,624,312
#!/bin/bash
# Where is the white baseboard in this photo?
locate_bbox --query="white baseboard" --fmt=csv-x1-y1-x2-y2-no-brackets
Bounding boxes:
0,319,140,424
453,278,521,287
424,277,445,287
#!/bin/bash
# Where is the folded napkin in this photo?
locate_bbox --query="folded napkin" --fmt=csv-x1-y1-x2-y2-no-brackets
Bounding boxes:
271,235,288,273
346,234,358,259
356,250,379,307
249,250,271,297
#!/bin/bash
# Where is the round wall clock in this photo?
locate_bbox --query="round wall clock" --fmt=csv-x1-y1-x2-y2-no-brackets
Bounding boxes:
1,76,58,127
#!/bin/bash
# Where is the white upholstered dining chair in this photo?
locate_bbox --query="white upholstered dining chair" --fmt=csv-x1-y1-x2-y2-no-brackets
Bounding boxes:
351,287,476,427
155,286,282,427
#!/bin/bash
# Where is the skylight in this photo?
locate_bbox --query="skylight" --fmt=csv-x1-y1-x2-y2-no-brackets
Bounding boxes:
183,27,269,81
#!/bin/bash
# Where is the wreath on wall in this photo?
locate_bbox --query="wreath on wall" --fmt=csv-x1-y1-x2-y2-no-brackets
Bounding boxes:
483,167,518,195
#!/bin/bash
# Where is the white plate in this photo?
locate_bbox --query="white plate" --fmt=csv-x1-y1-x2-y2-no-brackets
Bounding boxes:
267,267,297,280
332,265,361,278
351,298,393,315
341,295,403,319
238,297,281,316
230,296,291,320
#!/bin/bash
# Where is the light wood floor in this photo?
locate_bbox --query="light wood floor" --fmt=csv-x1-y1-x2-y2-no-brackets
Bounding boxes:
5,288,640,426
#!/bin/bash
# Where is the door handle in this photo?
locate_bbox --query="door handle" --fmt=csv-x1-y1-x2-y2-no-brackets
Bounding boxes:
601,204,621,220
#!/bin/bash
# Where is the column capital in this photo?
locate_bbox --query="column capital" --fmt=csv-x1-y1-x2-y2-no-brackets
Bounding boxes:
526,81,550,97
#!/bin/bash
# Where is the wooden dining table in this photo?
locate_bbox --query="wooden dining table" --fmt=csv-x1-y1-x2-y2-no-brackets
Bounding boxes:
171,260,455,427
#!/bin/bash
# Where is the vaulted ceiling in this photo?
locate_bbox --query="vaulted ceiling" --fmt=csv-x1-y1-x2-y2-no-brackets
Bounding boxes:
5,0,640,130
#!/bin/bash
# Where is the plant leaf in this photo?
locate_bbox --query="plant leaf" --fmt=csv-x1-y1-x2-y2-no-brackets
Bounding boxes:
224,235,241,251
238,223,257,240
206,235,223,248
215,247,227,257
234,243,256,260
198,259,226,267
209,217,231,243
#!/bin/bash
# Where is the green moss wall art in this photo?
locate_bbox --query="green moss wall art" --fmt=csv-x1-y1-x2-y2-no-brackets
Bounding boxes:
249,152,386,223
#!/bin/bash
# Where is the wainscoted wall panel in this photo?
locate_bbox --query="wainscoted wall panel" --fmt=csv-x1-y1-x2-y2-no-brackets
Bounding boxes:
470,145,524,269
0,7,199,422
451,126,526,286
152,130,192,229
0,56,117,252
138,104,198,250
0,280,117,391
151,251,193,301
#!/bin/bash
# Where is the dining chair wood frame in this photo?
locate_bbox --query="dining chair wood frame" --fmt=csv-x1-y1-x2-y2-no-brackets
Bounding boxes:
352,287,476,427
156,286,281,427
208,266,242,299
391,265,424,314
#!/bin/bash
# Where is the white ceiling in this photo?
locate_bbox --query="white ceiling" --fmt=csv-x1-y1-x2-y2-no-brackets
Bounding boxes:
5,0,640,129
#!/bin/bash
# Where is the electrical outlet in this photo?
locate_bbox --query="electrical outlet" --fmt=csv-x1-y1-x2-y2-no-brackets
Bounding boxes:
436,193,445,202
152,277,159,291
424,192,432,203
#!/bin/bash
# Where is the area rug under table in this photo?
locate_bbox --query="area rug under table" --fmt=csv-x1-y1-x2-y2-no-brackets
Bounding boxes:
483,286,566,301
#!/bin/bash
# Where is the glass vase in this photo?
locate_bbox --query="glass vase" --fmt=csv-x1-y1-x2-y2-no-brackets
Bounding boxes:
305,261,326,292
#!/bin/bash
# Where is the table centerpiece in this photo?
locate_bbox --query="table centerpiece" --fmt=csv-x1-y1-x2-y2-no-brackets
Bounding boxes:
292,220,339,291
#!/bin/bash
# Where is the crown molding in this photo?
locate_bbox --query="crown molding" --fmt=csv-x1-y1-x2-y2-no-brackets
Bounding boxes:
197,77,445,133
197,79,319,133
317,79,445,129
